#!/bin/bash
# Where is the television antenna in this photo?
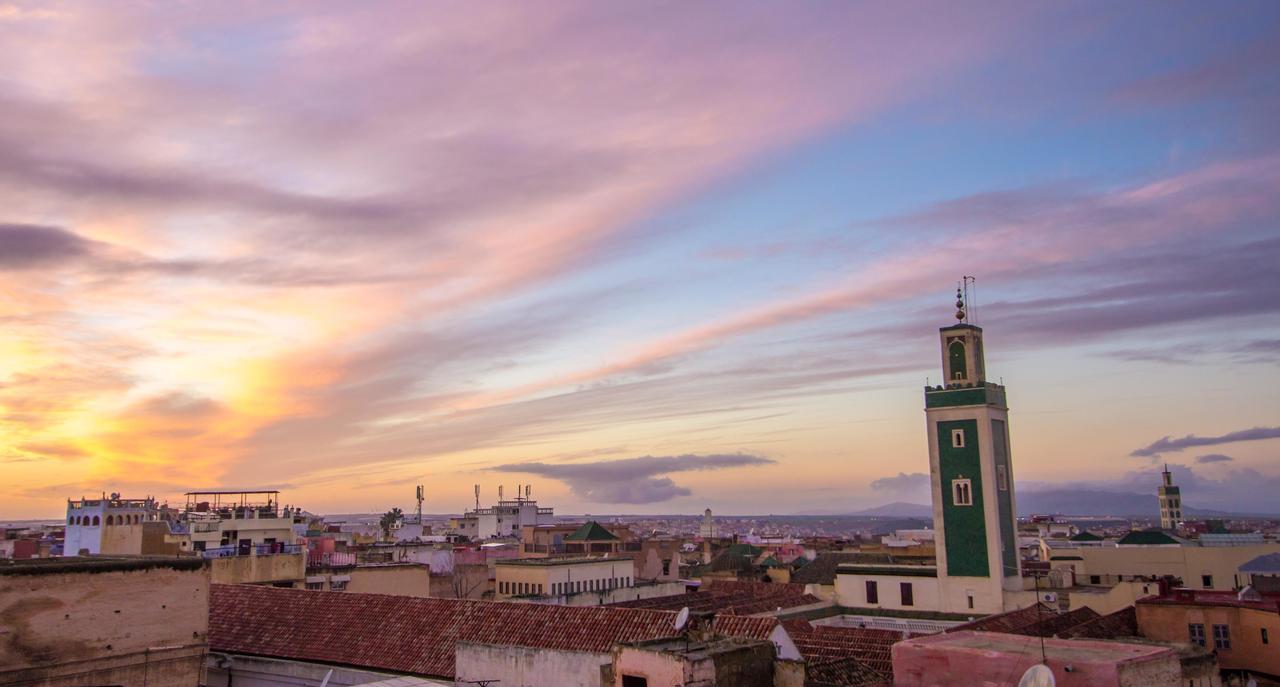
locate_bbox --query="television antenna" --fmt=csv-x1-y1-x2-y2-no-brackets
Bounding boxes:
1017,664,1055,687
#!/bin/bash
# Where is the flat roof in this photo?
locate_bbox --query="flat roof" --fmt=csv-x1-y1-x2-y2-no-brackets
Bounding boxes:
903,630,1172,663
496,556,622,567
0,556,206,576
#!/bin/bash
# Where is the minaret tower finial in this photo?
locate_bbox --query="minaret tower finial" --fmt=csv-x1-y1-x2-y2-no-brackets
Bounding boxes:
955,283,966,322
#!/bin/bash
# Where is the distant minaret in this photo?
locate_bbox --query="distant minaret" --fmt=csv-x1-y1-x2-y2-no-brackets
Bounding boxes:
1158,465,1182,530
925,282,1020,614
700,508,715,539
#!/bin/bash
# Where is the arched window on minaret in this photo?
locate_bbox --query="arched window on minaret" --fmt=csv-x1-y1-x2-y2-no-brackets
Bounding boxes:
949,340,967,381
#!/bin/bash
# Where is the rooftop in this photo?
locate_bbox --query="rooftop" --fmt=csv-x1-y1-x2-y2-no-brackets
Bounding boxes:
495,556,621,567
1138,587,1280,612
1116,530,1181,546
564,521,620,541
209,584,780,679
1241,552,1280,574
903,630,1173,664
609,580,820,615
0,556,206,577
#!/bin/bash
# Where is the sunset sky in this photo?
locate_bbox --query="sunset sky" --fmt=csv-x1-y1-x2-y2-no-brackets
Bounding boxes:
2,1,1278,518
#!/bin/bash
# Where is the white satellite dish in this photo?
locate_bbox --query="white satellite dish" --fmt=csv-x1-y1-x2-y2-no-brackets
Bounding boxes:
674,606,690,632
1017,664,1055,687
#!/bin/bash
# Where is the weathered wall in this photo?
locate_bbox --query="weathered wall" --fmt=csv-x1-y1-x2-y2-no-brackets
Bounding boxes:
0,561,209,687
454,642,609,687
428,564,490,599
206,654,451,687
1137,602,1280,676
347,564,431,596
209,552,304,585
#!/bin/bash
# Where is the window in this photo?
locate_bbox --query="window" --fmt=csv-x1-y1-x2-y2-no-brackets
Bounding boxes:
1189,623,1205,647
996,465,1008,491
865,580,878,604
1090,575,1101,585
952,479,973,506
1262,628,1269,645
1202,575,1213,589
900,582,914,607
662,559,671,575
1213,624,1230,650
951,428,965,448
622,676,648,687
306,582,323,591
330,580,347,591
967,593,975,610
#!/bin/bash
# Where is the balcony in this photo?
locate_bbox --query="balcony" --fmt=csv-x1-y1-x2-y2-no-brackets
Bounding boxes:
199,542,303,559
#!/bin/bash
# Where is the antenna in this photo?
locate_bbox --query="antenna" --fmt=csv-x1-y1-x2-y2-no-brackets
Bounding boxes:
525,484,531,499
963,275,977,324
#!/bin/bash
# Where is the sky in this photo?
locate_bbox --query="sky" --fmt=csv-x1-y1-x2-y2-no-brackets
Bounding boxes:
1,1,1279,518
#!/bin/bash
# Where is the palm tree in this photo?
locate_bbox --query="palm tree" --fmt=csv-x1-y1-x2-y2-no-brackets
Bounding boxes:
379,507,403,539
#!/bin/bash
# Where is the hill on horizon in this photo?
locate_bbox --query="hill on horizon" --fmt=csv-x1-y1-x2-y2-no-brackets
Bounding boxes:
847,489,1269,518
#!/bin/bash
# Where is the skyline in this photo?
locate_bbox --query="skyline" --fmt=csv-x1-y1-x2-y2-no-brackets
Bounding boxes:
2,1,1279,518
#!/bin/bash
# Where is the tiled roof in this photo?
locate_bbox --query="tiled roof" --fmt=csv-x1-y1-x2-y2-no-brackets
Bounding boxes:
608,579,820,615
1116,530,1180,546
1058,606,1138,640
564,521,619,541
209,584,777,679
791,553,869,585
1240,552,1280,573
787,622,904,680
946,603,1100,638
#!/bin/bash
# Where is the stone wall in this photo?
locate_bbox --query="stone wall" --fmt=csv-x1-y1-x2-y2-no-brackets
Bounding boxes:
209,552,304,585
454,642,609,687
0,559,208,687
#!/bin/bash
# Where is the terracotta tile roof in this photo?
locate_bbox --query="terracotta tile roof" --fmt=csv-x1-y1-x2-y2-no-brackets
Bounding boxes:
787,623,904,679
946,603,1101,638
1058,606,1138,640
209,584,777,679
608,579,820,615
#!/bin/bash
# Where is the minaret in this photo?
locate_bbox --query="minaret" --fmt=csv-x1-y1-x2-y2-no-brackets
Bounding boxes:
925,284,1020,614
1158,465,1182,530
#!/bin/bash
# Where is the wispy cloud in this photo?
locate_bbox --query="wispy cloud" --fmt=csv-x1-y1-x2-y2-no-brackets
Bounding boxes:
1131,427,1280,458
1197,453,1234,464
491,454,775,504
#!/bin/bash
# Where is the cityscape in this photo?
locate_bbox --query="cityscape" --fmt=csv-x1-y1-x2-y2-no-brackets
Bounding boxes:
3,3,1280,687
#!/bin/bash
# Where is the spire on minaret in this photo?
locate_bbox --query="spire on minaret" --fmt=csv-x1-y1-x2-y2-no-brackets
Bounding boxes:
955,284,966,322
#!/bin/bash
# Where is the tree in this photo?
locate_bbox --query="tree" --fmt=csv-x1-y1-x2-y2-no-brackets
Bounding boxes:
379,507,403,539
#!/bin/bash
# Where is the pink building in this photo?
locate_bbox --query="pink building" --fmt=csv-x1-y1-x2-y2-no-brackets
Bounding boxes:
892,631,1183,687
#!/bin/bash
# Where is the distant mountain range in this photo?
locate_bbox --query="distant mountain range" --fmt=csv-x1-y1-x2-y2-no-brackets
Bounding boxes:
846,490,1267,518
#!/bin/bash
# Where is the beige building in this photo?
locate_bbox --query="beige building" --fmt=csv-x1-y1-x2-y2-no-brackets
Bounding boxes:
303,562,433,595
1043,537,1280,592
495,557,634,599
0,557,209,687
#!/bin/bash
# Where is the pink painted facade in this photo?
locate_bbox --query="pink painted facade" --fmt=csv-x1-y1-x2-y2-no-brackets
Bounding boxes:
892,631,1182,687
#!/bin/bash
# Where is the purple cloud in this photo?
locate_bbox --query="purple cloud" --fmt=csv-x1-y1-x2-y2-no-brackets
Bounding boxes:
491,453,774,504
1196,454,1234,464
1131,427,1280,458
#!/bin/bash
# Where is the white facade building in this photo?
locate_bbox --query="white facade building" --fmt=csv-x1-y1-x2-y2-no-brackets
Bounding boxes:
64,495,159,556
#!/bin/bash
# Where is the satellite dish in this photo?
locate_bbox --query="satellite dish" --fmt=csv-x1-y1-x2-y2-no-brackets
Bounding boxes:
674,607,690,632
1018,664,1055,687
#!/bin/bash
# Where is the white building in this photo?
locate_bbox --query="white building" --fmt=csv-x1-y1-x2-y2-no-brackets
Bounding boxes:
453,486,555,540
64,494,159,556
